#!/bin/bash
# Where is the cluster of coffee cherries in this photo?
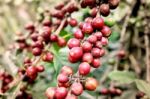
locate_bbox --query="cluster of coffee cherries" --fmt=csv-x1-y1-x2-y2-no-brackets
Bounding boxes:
0,71,13,93
100,87,122,97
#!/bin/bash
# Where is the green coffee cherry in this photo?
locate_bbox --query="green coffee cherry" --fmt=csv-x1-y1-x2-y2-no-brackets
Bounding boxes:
104,18,116,27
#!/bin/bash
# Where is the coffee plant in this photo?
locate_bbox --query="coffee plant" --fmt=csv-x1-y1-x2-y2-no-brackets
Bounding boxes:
0,0,150,99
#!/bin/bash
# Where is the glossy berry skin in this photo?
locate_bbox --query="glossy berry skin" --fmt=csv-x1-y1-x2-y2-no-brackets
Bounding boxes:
41,26,51,41
79,62,91,76
30,33,38,41
36,65,45,72
108,0,120,9
91,48,101,58
82,23,93,34
42,52,53,62
71,82,83,96
67,38,80,49
57,37,66,47
57,73,69,83
85,17,93,23
45,87,56,99
32,47,42,56
94,32,103,40
99,4,110,17
95,41,102,49
100,49,105,57
92,17,104,29
31,41,44,49
68,18,78,27
79,22,83,29
54,87,68,99
84,77,98,91
74,29,84,39
82,53,93,63
69,47,83,61
92,58,101,68
87,35,97,44
100,88,109,95
50,34,58,42
101,26,112,37
101,37,108,46
90,7,98,17
66,94,78,99
26,66,37,78
61,66,73,75
81,41,92,52
42,19,52,26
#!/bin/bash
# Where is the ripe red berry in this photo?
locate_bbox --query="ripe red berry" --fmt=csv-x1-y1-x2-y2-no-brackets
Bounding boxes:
82,23,93,34
100,49,105,57
54,87,68,99
95,41,102,49
30,33,38,41
50,34,58,42
71,82,83,96
32,47,42,56
61,66,73,75
67,38,80,49
79,22,84,29
94,32,103,40
36,65,45,72
92,58,101,68
91,48,101,58
41,26,51,41
58,82,71,88
24,57,32,65
74,29,84,39
66,94,78,99
101,37,108,46
117,49,126,59
68,18,78,27
31,41,44,49
99,4,110,16
87,35,97,44
42,19,52,26
84,77,98,91
108,0,120,9
82,0,96,7
55,3,64,10
57,37,67,47
81,41,92,52
42,52,53,62
45,87,56,99
25,22,35,31
69,47,83,62
85,17,93,23
90,7,98,17
101,26,112,37
26,66,37,77
109,87,117,95
79,62,91,75
57,73,69,83
92,17,104,29
100,88,109,95
82,53,93,63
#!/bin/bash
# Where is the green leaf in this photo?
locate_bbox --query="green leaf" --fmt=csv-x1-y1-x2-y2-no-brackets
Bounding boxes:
135,80,150,98
108,71,136,84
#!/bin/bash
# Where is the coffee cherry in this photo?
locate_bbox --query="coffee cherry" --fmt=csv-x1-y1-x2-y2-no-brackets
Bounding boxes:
42,19,52,26
69,47,83,62
67,38,80,49
58,82,71,88
117,49,126,59
108,0,120,9
79,62,91,75
71,82,83,96
50,34,58,42
54,87,68,99
68,18,78,27
45,87,56,99
92,58,101,68
87,35,97,44
136,92,145,99
91,48,101,58
82,53,93,63
68,55,79,63
82,0,96,7
85,17,93,23
104,18,116,27
26,66,37,77
25,22,35,32
31,41,44,49
57,73,69,83
74,29,84,39
109,87,117,95
101,26,112,37
51,10,64,19
92,17,104,29
42,52,53,62
41,26,51,40
55,3,64,10
115,89,122,96
79,22,84,29
82,23,93,34
100,49,105,57
61,66,73,75
99,4,110,16
90,7,98,17
30,33,38,41
32,47,42,56
94,32,103,40
84,77,98,91
36,65,45,72
57,37,66,47
82,41,92,52
24,57,32,65
95,41,102,49
100,88,109,95
66,94,78,99
101,37,108,46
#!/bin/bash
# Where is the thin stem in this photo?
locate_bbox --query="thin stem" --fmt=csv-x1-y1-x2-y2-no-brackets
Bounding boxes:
55,18,67,35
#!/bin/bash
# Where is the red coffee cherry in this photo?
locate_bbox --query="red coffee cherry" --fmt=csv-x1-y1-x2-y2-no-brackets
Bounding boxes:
55,3,64,10
109,87,117,95
87,35,97,44
57,37,67,47
68,55,79,63
61,66,73,75
24,57,32,65
51,10,64,19
108,0,120,9
81,41,92,52
95,41,102,49
36,65,45,72
42,52,53,62
58,82,71,88
79,62,91,75
115,89,122,96
50,34,58,42
66,94,78,99
68,18,78,27
57,73,69,83
74,29,84,39
91,48,101,58
90,7,98,17
94,32,103,40
92,58,101,68
85,17,93,23
25,22,35,31
84,77,98,91
136,92,145,99
45,87,56,99
92,17,104,29
54,87,68,99
82,53,93,63
26,66,37,77
31,41,44,49
32,47,42,56
101,37,108,46
78,22,84,29
67,38,80,49
99,4,110,17
30,33,39,41
82,23,93,34
100,88,109,95
82,0,96,7
41,26,51,40
71,82,83,96
69,47,83,61
101,26,112,37
117,49,126,59
100,49,105,57
42,19,52,27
